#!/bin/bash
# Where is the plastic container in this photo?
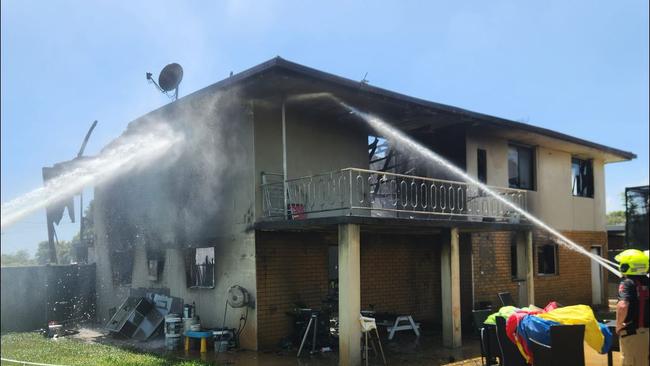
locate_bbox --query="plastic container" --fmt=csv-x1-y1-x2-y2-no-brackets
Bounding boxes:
213,328,234,352
165,315,182,336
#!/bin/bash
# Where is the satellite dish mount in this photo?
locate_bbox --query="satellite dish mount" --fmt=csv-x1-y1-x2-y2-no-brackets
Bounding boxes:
146,63,184,101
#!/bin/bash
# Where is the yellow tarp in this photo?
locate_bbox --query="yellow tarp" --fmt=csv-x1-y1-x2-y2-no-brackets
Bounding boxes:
537,305,604,353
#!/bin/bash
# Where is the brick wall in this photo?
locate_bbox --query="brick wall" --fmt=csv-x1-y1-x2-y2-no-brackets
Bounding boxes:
255,231,333,349
472,230,608,309
255,230,464,349
534,230,608,307
472,231,520,307
359,233,441,323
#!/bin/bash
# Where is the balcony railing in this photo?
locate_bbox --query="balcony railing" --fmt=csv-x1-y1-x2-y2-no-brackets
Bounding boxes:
261,168,527,223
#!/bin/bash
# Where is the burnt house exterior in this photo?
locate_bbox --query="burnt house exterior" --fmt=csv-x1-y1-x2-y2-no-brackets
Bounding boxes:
92,57,635,364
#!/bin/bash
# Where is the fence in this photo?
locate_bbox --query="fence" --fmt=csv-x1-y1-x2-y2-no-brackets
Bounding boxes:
1,263,96,333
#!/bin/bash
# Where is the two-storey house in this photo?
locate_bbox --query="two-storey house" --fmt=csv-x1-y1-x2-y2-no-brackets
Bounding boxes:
92,58,635,362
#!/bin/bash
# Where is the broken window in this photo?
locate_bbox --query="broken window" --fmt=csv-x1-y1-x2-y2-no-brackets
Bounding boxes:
537,243,558,275
146,248,165,282
571,158,594,198
185,247,215,288
477,149,487,184
368,135,417,175
508,144,535,190
111,249,134,285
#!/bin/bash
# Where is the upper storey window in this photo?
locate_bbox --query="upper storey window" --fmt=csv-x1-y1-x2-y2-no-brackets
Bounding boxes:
508,144,535,190
572,158,594,198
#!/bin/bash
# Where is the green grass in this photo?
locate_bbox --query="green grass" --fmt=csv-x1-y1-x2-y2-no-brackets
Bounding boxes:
0,333,214,366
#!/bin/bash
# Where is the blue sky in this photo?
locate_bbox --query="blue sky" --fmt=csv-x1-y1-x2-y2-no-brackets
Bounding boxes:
1,1,648,255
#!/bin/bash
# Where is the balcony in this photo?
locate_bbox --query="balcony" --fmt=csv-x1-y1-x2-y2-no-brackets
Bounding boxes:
261,168,527,224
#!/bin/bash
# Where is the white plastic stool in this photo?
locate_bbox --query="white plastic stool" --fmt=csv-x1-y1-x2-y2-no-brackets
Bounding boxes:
360,315,387,365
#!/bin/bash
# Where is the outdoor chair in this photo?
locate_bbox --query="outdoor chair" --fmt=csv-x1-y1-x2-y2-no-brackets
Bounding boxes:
360,315,386,366
495,316,528,366
498,292,516,307
472,309,499,366
528,324,585,366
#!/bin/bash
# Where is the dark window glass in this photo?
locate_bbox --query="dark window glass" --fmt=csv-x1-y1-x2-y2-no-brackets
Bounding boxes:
625,186,649,249
508,144,535,190
571,158,594,198
537,244,557,275
508,146,519,187
477,149,487,184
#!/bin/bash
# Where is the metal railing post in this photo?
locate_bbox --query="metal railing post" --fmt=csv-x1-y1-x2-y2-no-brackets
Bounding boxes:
281,100,288,219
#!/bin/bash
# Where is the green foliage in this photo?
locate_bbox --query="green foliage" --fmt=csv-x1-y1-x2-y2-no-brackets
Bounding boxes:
35,240,73,265
1,250,36,267
607,210,626,225
0,332,213,366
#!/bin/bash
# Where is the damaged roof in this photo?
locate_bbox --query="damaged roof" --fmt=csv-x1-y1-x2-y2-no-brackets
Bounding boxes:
162,56,638,163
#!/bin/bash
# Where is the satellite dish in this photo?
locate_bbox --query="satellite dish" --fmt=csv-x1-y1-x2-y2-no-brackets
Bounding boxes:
158,63,183,92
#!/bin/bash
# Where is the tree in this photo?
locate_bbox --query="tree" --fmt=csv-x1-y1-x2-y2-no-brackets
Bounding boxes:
607,210,626,225
35,240,72,265
1,250,36,267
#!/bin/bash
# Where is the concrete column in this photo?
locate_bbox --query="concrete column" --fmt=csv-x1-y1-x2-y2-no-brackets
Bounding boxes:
441,227,461,348
526,230,535,306
338,224,361,366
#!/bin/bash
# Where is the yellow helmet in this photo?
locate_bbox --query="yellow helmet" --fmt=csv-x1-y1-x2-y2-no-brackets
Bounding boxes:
615,249,650,276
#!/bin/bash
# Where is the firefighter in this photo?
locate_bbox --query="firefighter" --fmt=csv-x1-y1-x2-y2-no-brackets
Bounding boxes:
615,249,649,366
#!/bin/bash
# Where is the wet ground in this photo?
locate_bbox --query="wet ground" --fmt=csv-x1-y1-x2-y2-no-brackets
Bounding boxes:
71,326,620,366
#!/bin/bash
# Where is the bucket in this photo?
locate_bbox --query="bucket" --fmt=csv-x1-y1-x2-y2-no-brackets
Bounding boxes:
165,334,182,350
165,315,182,336
213,329,234,352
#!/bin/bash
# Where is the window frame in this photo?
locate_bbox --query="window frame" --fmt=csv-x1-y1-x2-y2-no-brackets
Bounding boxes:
571,157,594,198
536,242,559,276
507,143,536,191
185,246,216,289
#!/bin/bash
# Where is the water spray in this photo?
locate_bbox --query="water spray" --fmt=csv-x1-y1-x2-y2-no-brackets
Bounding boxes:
1,124,184,230
290,92,622,277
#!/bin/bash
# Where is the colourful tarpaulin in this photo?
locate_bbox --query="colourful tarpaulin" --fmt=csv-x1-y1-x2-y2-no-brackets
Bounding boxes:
537,305,612,354
483,302,612,362
484,306,518,325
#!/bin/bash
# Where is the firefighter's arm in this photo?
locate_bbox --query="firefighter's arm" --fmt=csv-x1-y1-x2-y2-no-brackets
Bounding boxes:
616,300,629,334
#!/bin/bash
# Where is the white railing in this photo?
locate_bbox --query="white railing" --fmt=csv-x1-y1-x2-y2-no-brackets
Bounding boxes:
261,168,527,223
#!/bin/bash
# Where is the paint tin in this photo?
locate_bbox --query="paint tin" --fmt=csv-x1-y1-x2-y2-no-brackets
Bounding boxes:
213,328,234,352
164,315,182,336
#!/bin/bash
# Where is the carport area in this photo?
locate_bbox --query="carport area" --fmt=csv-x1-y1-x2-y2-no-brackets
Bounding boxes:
254,217,535,365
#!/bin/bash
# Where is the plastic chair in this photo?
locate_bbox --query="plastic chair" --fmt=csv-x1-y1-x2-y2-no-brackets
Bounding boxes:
498,292,516,307
528,324,585,366
472,309,498,365
495,316,527,366
360,315,386,366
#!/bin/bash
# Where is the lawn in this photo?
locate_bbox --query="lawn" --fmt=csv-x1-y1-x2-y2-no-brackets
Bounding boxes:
0,332,214,366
